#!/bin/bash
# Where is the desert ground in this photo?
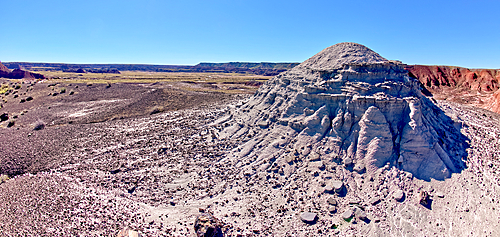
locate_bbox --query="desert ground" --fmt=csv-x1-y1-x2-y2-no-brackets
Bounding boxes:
1,44,500,237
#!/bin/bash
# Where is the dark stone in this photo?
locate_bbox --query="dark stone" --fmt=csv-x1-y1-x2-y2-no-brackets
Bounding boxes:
194,214,224,237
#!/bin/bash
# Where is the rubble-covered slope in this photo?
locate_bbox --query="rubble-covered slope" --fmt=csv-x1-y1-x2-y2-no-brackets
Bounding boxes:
221,42,468,181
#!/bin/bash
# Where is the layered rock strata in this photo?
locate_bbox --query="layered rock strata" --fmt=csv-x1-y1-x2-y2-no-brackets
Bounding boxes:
221,42,467,181
0,61,45,79
406,65,500,113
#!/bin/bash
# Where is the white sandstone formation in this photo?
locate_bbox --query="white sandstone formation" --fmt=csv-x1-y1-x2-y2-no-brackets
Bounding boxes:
221,42,467,181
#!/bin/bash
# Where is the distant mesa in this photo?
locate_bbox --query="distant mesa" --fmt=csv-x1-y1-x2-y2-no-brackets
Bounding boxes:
0,61,45,79
62,68,121,74
2,62,299,76
220,42,468,181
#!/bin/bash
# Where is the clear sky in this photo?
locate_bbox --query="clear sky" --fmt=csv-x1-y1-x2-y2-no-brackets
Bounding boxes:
0,0,499,68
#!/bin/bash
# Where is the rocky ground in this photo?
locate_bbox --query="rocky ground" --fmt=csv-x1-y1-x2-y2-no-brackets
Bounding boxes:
1,43,500,236
0,90,499,236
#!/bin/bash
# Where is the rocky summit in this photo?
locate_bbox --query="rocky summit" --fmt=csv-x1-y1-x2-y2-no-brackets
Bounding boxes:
221,42,468,181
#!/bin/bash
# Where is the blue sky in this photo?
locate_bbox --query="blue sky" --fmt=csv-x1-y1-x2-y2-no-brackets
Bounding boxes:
0,0,499,68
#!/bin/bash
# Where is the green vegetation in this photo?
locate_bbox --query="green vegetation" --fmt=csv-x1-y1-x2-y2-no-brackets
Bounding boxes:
38,71,270,94
7,119,15,127
0,174,9,183
0,85,10,94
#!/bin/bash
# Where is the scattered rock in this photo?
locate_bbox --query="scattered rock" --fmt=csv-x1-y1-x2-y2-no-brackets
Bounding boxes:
331,180,344,193
393,190,405,202
342,209,354,221
370,197,381,205
116,227,141,237
300,212,317,223
354,207,367,220
419,190,430,206
436,191,445,198
327,197,337,206
194,214,223,237
324,185,333,193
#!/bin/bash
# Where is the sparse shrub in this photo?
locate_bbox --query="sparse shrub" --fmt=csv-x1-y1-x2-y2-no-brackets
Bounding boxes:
0,85,10,94
0,174,9,183
150,106,164,115
15,84,21,89
69,91,74,95
7,119,15,127
106,83,111,88
0,113,8,121
26,96,33,101
33,120,45,130
60,87,66,93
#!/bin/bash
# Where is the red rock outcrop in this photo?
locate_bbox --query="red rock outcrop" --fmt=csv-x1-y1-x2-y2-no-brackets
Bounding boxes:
0,61,45,79
406,65,500,113
0,62,9,72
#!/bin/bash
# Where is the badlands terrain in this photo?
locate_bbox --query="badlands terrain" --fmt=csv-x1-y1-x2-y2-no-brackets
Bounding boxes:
0,43,500,236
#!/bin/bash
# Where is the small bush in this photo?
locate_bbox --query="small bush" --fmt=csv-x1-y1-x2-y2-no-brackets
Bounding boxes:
33,120,45,130
0,85,10,94
60,87,66,93
150,106,164,115
0,174,9,183
7,119,15,127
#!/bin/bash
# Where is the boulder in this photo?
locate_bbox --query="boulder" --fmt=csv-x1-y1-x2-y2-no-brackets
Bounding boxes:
354,207,367,220
194,214,223,237
300,212,317,223
331,180,344,193
419,190,430,206
327,197,337,206
342,209,354,220
393,190,405,202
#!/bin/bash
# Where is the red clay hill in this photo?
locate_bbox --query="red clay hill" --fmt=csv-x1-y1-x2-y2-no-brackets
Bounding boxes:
406,65,500,113
0,61,45,79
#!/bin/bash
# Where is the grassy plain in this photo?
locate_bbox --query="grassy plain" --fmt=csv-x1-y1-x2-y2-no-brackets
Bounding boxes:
38,71,272,94
43,71,270,84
